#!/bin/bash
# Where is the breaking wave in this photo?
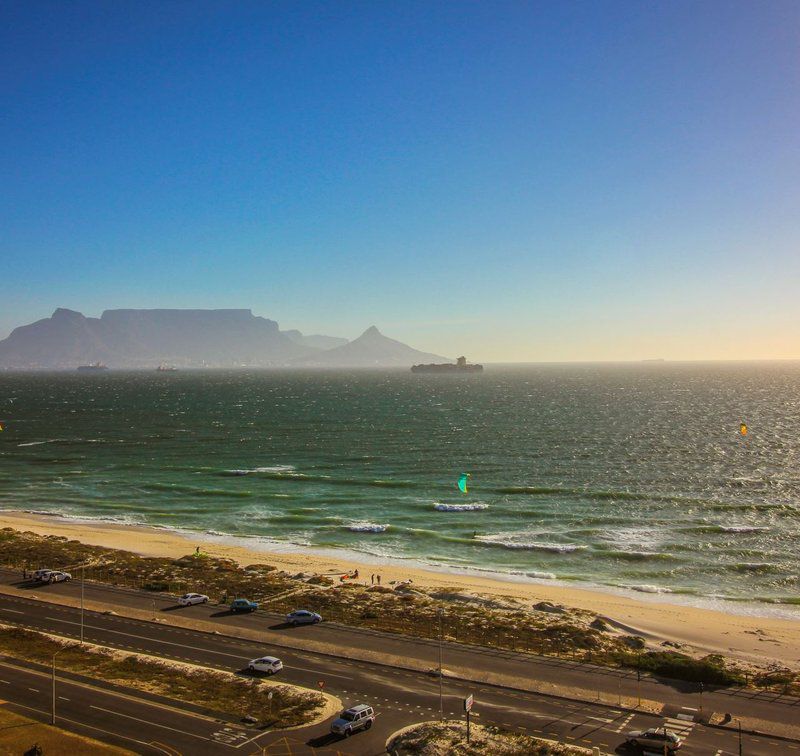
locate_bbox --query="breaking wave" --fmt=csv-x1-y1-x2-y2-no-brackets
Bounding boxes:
433,502,489,512
347,522,389,533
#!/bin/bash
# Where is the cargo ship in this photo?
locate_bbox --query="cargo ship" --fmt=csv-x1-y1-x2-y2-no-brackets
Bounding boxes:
77,362,108,372
411,356,483,373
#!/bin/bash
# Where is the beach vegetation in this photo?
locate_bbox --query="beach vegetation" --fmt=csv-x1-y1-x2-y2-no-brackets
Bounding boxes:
387,720,589,754
0,624,329,727
1,527,795,694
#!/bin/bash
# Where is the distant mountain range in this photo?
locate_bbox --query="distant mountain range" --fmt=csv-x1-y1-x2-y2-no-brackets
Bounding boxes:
0,308,449,369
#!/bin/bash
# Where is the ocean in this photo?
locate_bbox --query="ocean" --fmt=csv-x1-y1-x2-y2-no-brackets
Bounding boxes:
1,364,798,613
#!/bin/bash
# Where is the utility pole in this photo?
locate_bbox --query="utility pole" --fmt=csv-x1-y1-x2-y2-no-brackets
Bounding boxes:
52,647,68,724
438,608,444,719
80,564,85,644
736,718,742,756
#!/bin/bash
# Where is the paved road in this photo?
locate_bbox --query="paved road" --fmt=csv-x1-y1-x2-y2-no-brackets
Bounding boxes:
0,589,791,755
2,567,797,728
0,657,274,754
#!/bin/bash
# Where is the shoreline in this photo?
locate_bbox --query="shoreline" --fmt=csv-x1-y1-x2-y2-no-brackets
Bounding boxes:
1,509,798,669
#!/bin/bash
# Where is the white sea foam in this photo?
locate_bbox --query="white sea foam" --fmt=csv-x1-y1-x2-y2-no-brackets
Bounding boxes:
18,440,56,447
347,522,389,533
526,571,557,580
433,502,489,512
477,535,585,553
226,464,296,475
626,584,673,594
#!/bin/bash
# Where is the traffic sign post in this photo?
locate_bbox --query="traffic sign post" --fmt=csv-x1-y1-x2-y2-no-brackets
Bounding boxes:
464,694,474,744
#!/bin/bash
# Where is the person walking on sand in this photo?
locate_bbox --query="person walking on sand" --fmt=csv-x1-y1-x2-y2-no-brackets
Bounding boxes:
371,574,374,585
377,574,381,585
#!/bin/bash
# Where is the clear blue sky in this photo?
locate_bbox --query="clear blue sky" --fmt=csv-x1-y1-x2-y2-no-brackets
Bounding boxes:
2,1,798,360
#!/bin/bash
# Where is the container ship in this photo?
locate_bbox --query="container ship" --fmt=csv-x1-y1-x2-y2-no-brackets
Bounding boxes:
411,356,483,373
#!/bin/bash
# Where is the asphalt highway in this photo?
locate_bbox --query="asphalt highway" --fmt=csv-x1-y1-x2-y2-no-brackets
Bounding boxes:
1,568,796,727
0,585,793,754
0,657,271,754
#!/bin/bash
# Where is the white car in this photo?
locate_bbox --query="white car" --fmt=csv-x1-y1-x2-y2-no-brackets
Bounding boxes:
248,656,283,675
32,569,53,581
47,571,72,583
286,609,322,626
178,593,209,606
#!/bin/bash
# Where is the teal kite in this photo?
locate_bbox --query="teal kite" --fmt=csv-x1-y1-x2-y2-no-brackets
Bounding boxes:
457,473,470,494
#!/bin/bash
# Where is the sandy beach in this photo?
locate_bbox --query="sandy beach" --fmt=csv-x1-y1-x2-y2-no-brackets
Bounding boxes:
1,510,798,669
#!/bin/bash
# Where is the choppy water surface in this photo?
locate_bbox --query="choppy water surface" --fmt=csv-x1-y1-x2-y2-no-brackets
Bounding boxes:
1,364,799,611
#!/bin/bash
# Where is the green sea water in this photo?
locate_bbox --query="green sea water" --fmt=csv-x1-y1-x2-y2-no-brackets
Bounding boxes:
1,364,799,614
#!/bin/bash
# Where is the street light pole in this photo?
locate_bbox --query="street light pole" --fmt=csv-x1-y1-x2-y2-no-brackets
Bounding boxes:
736,718,742,756
80,564,85,644
52,647,67,725
438,608,444,719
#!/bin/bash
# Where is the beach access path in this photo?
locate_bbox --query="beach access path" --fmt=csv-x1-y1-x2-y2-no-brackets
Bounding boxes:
0,571,796,755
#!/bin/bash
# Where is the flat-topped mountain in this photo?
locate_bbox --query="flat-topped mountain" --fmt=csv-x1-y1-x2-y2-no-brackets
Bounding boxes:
0,308,312,369
292,325,448,367
0,310,449,369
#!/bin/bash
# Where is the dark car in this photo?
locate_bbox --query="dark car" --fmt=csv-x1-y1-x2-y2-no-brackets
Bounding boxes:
230,598,258,613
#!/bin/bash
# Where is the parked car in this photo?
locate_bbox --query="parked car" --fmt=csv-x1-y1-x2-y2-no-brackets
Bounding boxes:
286,609,322,626
32,569,53,581
626,727,683,753
247,656,283,675
330,704,375,737
230,598,258,613
47,571,72,583
178,593,209,606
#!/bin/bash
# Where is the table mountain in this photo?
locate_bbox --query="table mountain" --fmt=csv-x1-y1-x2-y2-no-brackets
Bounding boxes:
0,308,314,369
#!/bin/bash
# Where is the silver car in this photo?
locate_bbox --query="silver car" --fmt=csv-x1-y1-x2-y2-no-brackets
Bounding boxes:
178,593,209,606
47,571,72,583
330,704,375,737
626,727,683,753
286,609,321,626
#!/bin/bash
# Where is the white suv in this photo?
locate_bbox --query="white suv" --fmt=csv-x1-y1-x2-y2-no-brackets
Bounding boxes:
47,571,72,583
330,704,375,737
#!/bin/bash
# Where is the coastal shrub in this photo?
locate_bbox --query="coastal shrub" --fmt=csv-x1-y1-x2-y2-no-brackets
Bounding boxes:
628,651,744,686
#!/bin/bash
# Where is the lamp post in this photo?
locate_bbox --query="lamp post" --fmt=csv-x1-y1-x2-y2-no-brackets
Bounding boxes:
80,564,85,644
52,647,68,724
437,608,444,719
736,718,742,756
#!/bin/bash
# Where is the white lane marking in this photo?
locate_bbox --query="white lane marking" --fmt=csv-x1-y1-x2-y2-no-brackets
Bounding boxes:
58,696,70,701
27,687,39,692
43,615,353,678
614,713,635,733
89,705,217,741
289,665,352,680
0,608,23,614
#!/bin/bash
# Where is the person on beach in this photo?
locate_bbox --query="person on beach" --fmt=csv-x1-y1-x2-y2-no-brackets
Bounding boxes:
377,574,381,585
195,546,200,556
371,574,374,585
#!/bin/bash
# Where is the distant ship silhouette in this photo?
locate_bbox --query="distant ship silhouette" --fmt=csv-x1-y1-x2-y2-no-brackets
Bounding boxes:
411,356,483,373
77,362,108,371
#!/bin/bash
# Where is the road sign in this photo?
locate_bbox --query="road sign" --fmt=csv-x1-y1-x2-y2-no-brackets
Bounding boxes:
464,694,473,712
318,680,325,689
